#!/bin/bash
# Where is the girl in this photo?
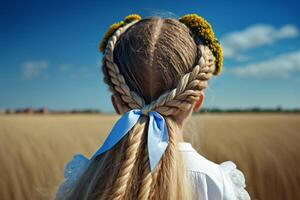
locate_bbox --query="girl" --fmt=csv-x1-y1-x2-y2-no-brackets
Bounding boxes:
56,14,251,200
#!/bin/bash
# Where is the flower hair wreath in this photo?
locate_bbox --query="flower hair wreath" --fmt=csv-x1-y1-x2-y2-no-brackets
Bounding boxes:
99,13,223,75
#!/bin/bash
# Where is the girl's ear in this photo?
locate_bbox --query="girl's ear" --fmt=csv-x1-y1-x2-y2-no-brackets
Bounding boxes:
111,95,121,115
111,95,130,115
193,93,205,112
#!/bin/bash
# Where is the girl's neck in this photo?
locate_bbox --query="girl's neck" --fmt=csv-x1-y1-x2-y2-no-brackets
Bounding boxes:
176,128,186,142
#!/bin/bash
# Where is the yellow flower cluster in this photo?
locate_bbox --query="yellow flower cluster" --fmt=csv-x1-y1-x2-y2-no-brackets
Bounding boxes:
124,14,142,23
179,14,223,75
99,14,142,53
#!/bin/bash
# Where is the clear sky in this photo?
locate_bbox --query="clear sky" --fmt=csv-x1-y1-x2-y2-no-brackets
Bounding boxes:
0,0,299,112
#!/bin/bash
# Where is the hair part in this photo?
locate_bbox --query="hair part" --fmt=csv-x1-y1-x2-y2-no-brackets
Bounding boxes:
112,17,198,104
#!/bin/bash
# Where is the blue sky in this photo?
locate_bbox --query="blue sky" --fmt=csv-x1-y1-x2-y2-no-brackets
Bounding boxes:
0,0,300,112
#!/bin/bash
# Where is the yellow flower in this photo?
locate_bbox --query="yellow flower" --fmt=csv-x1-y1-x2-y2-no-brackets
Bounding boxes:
179,14,223,75
99,14,142,53
124,14,142,23
99,21,125,52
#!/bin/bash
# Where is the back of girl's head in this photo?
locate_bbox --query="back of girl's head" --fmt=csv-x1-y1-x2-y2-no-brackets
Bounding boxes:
63,14,221,200
109,17,198,103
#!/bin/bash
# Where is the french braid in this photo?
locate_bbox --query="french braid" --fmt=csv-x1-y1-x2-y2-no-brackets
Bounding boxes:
103,20,145,109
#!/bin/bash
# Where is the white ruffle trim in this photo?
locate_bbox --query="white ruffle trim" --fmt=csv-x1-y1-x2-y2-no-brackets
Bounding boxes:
55,154,90,200
220,161,251,200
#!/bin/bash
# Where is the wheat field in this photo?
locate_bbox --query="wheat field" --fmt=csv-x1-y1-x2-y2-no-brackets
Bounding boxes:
0,113,299,200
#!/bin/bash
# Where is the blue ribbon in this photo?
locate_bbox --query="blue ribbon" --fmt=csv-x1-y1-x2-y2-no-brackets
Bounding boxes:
91,109,169,172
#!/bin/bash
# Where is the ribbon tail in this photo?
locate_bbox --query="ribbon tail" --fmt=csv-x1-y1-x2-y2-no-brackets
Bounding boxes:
147,111,169,172
91,109,142,159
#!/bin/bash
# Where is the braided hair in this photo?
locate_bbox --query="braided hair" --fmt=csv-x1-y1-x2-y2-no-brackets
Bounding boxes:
103,19,215,116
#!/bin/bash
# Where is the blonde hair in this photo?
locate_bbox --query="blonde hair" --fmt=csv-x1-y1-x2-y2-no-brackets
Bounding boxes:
62,16,216,200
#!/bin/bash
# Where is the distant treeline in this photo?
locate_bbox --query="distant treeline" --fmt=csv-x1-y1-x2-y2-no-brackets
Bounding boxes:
200,107,300,113
1,107,300,114
1,108,101,114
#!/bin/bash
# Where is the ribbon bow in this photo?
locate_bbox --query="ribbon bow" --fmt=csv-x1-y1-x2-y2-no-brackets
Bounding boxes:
91,109,169,172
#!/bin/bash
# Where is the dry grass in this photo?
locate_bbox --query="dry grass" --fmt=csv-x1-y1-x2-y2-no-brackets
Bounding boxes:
0,113,299,200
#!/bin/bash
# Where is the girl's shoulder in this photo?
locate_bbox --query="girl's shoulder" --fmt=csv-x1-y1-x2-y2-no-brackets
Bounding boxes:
219,161,251,200
178,142,251,200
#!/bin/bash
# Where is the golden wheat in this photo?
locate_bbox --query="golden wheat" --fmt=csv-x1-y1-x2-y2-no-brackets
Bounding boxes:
0,113,299,200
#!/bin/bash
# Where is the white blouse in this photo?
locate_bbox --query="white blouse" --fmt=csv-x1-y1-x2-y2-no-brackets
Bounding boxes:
178,142,251,200
56,142,251,200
